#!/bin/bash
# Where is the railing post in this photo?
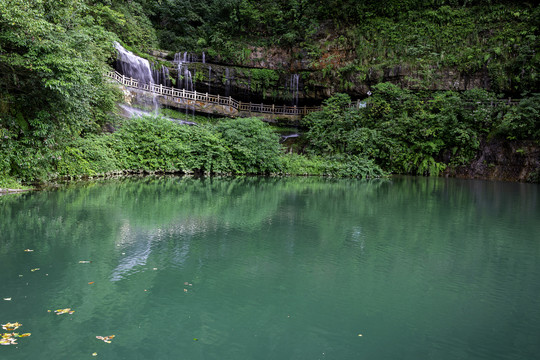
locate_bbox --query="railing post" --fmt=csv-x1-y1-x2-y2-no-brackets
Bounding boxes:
229,96,232,107
206,93,208,103
272,104,274,114
217,95,220,104
182,89,185,98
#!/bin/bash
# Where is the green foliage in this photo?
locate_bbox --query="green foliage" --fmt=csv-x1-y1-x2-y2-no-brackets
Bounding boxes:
496,94,540,140
215,117,283,174
250,69,280,94
0,175,26,189
303,86,539,177
57,135,119,177
278,153,386,178
54,115,386,179
1,0,537,184
0,0,124,181
58,116,287,177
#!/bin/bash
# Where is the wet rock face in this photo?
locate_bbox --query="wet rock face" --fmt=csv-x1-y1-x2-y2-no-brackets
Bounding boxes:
146,43,497,105
446,140,540,182
175,61,493,105
168,62,319,106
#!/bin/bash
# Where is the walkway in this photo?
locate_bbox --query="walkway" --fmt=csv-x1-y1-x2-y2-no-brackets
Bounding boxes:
106,71,322,120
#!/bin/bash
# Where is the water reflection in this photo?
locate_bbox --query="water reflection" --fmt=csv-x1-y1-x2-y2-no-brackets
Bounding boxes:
0,176,538,360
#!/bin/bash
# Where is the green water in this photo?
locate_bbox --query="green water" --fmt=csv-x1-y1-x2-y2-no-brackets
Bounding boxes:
1,176,539,359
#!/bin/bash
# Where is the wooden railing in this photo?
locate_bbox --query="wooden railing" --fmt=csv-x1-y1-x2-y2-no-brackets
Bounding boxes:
106,71,322,116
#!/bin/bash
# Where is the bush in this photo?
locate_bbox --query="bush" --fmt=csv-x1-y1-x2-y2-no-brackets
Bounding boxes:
215,117,283,174
302,87,539,177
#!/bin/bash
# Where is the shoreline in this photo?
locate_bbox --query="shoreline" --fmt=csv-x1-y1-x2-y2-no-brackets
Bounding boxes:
0,188,34,195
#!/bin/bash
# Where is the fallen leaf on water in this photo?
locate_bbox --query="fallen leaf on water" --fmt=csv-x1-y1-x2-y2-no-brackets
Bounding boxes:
0,338,16,345
88,282,95,285
92,352,98,356
3,298,11,301
96,335,115,343
0,323,30,346
2,322,22,331
24,249,34,252
31,268,40,272
54,308,75,315
78,261,91,264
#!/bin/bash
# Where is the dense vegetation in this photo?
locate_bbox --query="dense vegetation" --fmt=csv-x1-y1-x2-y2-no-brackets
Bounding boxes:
303,86,539,178
0,0,538,188
143,0,539,95
56,116,386,179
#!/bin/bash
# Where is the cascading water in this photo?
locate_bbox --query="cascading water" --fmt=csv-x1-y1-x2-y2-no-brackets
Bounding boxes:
114,42,153,84
290,74,300,106
174,51,202,64
183,67,193,91
118,104,197,126
154,65,170,87
114,41,158,113
173,51,195,91
224,67,231,97
208,66,212,93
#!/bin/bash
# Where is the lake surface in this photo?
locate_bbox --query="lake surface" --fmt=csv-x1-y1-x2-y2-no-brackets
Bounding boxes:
1,176,539,359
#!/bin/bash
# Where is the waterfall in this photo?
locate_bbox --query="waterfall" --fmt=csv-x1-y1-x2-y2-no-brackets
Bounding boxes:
114,42,154,84
290,74,300,106
174,52,189,64
174,52,181,63
224,67,230,97
174,51,203,64
208,66,212,93
114,41,158,113
183,67,193,91
174,51,194,91
153,65,170,87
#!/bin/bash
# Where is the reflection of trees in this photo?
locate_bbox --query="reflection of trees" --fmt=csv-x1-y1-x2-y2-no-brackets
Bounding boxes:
1,176,539,359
